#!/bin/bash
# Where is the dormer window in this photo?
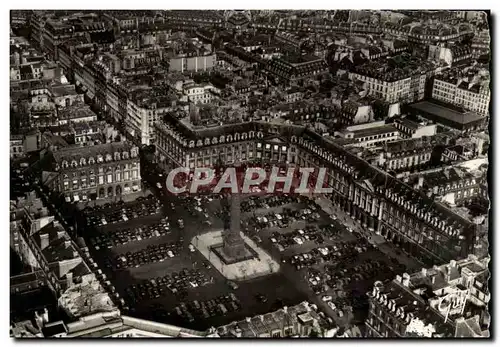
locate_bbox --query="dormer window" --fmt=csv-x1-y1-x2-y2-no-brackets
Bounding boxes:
88,157,95,165
71,160,78,168
97,155,104,163
122,151,129,160
62,160,69,168
131,148,138,158
105,154,112,162
80,158,86,166
114,152,121,161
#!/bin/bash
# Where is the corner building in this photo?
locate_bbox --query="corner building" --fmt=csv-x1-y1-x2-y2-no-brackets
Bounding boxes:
46,142,141,202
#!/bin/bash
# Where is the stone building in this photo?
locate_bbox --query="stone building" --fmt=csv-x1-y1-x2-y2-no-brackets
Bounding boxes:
44,142,140,202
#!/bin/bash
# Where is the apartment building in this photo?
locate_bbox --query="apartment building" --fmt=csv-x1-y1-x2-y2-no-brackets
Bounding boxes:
169,51,217,73
432,69,490,117
347,57,435,105
45,142,141,202
182,83,217,104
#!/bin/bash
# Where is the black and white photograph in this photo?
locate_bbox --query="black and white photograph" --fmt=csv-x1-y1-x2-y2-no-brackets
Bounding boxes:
8,7,492,339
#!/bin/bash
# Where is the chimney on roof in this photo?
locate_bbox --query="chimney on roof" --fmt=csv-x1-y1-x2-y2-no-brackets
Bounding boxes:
402,273,410,287
66,272,73,288
421,268,428,277
40,233,49,250
431,274,437,284
245,317,251,323
34,311,44,329
42,308,49,324
417,176,424,189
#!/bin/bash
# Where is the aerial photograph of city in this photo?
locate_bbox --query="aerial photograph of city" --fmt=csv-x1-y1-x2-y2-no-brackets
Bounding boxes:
9,9,491,339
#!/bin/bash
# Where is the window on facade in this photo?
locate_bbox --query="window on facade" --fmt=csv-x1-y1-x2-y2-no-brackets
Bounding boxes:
98,175,104,185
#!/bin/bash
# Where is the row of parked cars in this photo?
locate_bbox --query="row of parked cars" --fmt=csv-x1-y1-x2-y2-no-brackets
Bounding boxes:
82,196,157,215
110,242,183,269
315,259,401,316
270,225,328,252
173,294,242,323
124,268,213,305
89,219,171,250
81,200,128,215
305,249,403,298
241,194,303,212
84,197,162,227
286,240,368,271
249,202,323,231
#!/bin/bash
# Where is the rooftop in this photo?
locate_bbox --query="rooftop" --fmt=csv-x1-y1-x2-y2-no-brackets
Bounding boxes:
216,301,331,337
52,141,136,164
350,124,398,139
408,101,485,125
58,104,97,121
369,255,489,337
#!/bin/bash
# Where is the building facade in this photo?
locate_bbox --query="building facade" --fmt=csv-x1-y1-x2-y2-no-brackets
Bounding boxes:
432,74,490,117
348,71,426,104
46,142,141,202
11,134,25,159
169,52,217,73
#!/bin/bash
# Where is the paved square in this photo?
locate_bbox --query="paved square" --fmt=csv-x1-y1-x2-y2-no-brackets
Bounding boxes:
192,230,280,281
